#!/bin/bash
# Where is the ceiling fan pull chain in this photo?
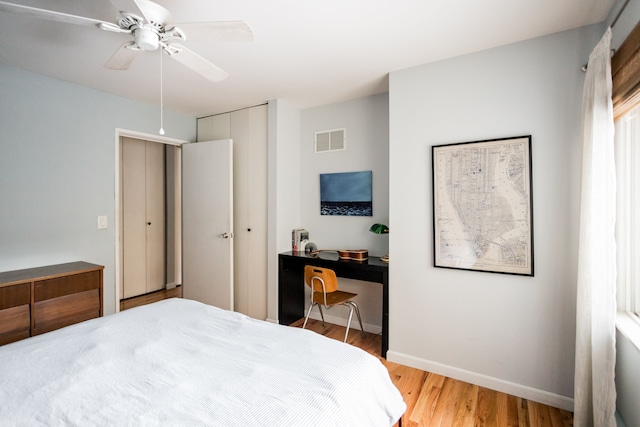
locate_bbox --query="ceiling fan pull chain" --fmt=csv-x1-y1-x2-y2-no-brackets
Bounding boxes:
159,48,165,135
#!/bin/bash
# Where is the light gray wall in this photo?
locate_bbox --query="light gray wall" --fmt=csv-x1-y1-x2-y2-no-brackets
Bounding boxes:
266,99,302,323
388,25,604,409
297,94,389,330
0,63,195,315
616,327,640,427
300,94,389,255
610,0,640,50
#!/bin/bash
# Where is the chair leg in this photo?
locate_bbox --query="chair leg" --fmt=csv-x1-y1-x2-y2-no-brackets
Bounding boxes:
347,301,366,338
302,302,316,329
317,304,326,326
344,305,354,343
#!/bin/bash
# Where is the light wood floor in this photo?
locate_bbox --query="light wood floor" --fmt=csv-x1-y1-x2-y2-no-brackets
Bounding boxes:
291,318,574,427
120,286,183,311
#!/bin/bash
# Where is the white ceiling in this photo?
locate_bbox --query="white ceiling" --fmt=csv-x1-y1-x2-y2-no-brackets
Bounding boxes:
0,0,617,117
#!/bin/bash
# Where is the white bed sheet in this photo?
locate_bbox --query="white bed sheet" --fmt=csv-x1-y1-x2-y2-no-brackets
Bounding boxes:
0,298,405,426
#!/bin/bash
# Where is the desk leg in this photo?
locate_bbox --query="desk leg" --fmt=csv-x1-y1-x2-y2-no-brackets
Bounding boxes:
382,270,389,359
278,258,306,325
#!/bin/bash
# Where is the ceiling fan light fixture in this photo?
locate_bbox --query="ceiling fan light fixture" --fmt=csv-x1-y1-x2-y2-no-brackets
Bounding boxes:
134,27,159,51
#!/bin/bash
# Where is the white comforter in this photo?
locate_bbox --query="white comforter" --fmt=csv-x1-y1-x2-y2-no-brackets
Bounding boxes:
0,298,405,426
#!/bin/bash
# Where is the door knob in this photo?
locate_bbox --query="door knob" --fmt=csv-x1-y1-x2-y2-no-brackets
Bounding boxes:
221,232,231,239
147,222,151,225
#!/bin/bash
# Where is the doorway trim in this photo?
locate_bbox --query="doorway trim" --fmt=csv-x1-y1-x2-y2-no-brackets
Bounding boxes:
114,128,188,313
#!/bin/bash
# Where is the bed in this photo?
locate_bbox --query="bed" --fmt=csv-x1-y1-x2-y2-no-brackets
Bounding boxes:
0,298,406,426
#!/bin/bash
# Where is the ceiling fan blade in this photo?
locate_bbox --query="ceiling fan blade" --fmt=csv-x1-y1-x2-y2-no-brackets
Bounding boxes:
0,1,112,27
104,43,143,70
166,43,228,82
172,21,254,42
109,0,148,22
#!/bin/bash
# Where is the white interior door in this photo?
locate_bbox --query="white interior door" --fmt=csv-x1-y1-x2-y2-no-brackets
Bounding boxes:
182,139,234,310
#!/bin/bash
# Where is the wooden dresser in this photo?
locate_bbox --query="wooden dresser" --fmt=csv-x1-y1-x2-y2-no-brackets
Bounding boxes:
0,262,104,346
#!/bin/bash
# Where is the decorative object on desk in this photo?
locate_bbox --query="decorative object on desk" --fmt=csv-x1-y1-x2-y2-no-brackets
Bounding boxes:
369,223,389,234
432,135,534,276
320,171,372,216
291,228,309,252
370,223,389,262
304,242,318,254
309,249,368,261
337,249,368,261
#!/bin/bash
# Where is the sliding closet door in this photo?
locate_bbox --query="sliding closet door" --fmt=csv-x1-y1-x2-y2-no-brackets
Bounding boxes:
122,138,146,298
145,142,166,293
121,137,166,299
231,105,268,320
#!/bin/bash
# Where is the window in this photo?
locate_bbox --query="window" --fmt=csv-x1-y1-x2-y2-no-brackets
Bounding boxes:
612,17,640,323
615,105,640,321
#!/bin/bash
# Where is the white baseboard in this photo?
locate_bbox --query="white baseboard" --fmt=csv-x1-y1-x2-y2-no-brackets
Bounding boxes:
387,350,574,412
308,311,382,335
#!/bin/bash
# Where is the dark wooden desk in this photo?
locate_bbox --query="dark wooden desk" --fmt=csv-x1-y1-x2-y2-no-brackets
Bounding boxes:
278,251,389,358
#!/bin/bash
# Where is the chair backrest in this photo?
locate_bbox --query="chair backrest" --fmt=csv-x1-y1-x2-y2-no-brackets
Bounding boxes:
304,265,339,294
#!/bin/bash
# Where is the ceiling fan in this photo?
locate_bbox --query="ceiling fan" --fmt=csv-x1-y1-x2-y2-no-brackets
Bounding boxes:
0,0,253,82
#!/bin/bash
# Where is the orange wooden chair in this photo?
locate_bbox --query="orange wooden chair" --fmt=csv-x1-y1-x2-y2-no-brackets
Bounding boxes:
302,265,366,342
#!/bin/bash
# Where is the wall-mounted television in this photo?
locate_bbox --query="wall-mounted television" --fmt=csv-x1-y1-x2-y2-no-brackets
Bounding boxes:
320,170,372,216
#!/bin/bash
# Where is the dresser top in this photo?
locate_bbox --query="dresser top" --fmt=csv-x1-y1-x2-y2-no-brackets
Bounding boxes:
0,262,104,288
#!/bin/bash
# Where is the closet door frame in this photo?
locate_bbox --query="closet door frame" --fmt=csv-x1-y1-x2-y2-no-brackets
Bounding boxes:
114,129,186,312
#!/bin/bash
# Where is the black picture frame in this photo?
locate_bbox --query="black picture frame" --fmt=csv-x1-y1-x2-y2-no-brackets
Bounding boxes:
432,135,534,276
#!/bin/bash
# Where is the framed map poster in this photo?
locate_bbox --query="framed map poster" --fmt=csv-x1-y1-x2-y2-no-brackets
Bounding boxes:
432,135,534,276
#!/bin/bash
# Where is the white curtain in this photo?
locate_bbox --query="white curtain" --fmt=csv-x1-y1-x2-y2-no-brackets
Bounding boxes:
574,27,617,427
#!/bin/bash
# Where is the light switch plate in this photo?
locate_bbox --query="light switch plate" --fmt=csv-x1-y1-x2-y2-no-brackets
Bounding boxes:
97,216,108,229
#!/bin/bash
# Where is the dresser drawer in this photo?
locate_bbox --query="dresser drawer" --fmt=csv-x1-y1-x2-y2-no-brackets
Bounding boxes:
34,271,101,302
32,289,101,335
0,304,30,345
0,283,30,310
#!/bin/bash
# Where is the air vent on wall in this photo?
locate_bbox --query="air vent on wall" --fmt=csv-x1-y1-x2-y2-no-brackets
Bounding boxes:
314,128,346,153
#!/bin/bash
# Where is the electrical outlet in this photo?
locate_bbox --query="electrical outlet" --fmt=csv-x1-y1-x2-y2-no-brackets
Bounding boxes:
97,216,108,229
